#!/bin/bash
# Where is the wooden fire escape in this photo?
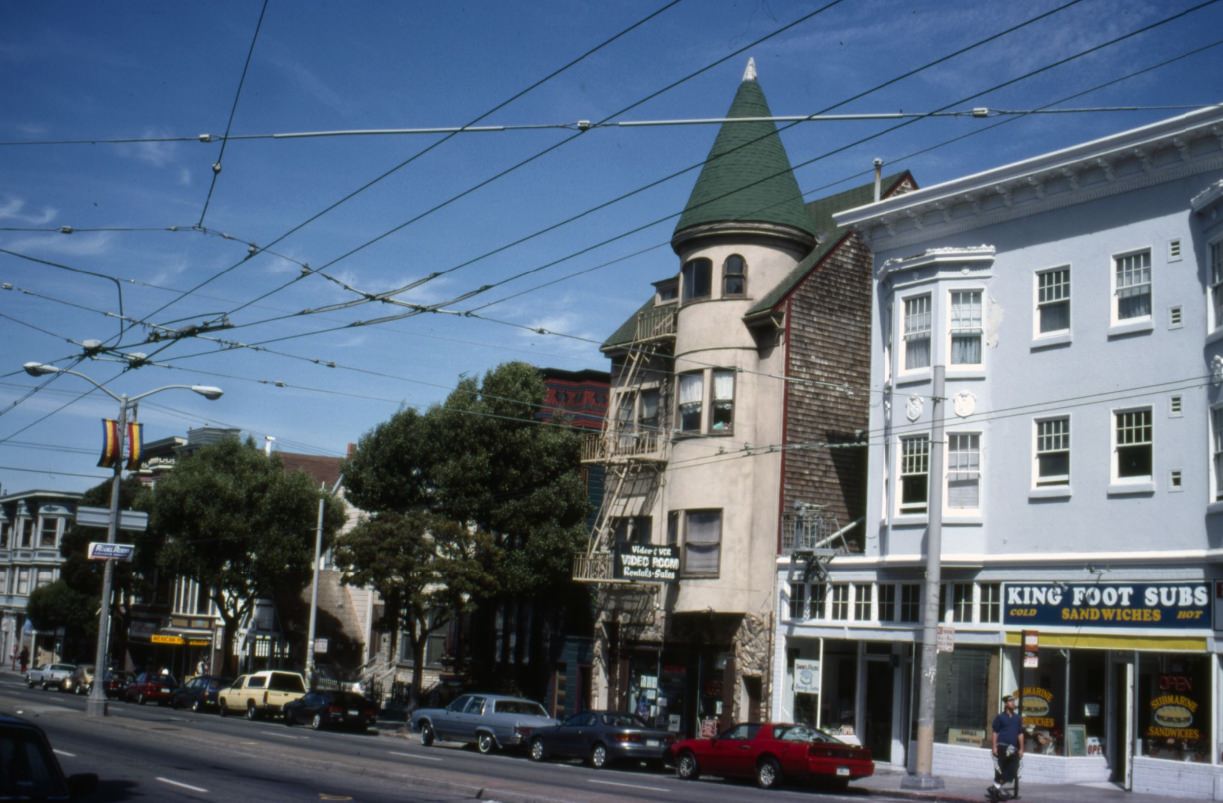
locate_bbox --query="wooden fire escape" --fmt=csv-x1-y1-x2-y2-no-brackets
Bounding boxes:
573,301,677,585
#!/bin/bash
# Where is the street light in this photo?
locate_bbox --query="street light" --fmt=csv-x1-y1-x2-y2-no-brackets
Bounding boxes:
22,361,222,717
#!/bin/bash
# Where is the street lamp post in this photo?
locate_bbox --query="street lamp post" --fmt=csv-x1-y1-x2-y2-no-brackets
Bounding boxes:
22,362,222,717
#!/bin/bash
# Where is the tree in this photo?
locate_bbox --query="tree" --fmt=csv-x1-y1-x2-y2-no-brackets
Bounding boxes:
334,510,495,704
26,580,96,660
343,362,590,695
151,439,345,674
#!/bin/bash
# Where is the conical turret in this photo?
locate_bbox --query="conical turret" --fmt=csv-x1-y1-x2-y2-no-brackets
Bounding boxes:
672,59,816,253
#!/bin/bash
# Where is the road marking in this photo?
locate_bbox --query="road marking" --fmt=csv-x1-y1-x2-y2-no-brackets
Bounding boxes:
157,777,209,794
588,779,669,792
388,751,443,762
53,749,76,758
261,729,305,740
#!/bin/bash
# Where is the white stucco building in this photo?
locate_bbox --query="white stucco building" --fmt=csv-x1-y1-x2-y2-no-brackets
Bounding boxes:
772,106,1223,796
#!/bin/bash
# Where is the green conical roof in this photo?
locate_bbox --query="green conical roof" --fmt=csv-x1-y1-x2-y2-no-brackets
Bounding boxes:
673,60,816,247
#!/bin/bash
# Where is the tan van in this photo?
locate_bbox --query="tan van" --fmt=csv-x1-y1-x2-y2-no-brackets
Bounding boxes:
218,670,307,720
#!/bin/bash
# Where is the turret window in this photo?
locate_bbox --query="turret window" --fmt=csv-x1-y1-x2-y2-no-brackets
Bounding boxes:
711,369,735,433
677,372,703,432
722,254,747,296
681,258,712,302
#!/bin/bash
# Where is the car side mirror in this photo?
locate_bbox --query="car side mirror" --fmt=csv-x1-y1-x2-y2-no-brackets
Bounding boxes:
68,773,98,799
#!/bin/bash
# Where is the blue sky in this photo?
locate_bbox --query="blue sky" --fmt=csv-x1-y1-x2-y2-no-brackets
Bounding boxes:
2,0,1221,494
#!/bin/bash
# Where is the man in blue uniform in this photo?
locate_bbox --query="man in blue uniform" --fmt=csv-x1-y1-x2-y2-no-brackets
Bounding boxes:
990,693,1024,797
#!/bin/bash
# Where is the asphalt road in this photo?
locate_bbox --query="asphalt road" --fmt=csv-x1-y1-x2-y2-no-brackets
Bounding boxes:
0,675,888,803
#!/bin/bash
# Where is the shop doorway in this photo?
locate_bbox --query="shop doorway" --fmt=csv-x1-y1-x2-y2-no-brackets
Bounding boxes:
864,659,894,762
1109,657,1129,785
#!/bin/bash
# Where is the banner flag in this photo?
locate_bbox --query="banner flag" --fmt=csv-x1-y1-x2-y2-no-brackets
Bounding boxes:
98,419,120,468
126,422,143,469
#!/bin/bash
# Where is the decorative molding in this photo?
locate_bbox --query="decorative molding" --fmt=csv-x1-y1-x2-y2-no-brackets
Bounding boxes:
879,245,996,279
1026,176,1044,199
1095,157,1115,181
1191,178,1223,212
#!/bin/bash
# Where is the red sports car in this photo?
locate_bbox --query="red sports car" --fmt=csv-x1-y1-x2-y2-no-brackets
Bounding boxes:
670,722,873,790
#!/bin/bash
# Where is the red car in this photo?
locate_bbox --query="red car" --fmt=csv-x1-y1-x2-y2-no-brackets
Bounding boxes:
670,722,873,790
122,671,180,705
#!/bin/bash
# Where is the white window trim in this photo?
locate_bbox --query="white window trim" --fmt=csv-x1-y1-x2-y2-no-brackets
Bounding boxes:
1109,246,1154,333
1032,264,1071,344
1032,415,1071,494
946,287,986,376
944,430,982,518
1209,237,1223,334
1211,405,1223,507
897,291,933,381
897,434,931,518
1109,405,1155,493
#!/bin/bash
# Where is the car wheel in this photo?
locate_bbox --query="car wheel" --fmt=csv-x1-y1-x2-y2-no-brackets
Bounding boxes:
676,751,700,781
476,732,495,754
41,681,49,690
246,702,258,721
756,757,782,789
219,702,229,718
192,699,203,713
137,693,147,705
311,714,323,731
590,743,609,769
529,737,545,762
26,679,33,688
420,722,435,747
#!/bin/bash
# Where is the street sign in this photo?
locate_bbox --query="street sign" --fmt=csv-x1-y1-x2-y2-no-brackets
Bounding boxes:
87,542,135,562
1023,630,1039,668
613,543,679,583
936,625,955,653
151,634,184,645
76,506,148,532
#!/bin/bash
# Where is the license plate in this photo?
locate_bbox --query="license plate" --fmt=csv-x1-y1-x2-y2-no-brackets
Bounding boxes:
347,709,360,716
836,767,850,777
160,688,171,693
645,739,660,747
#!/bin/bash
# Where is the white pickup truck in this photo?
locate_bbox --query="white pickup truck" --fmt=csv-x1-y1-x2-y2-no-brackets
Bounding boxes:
25,662,76,691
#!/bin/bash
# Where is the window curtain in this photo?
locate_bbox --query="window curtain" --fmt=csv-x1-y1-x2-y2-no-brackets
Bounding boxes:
679,373,703,405
684,510,721,575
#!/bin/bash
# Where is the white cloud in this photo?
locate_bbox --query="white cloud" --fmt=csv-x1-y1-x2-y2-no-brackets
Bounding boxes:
0,231,114,258
114,131,182,169
0,196,56,225
177,167,193,186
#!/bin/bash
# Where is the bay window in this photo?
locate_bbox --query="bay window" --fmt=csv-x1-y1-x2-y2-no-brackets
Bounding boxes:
949,290,982,365
903,295,932,371
677,373,703,433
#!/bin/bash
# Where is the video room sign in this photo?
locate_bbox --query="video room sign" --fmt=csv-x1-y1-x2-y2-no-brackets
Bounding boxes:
1003,582,1210,629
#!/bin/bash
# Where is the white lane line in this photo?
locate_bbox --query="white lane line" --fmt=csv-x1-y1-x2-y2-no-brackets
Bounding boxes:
388,751,443,762
588,779,670,792
53,749,76,758
157,777,209,794
260,729,304,740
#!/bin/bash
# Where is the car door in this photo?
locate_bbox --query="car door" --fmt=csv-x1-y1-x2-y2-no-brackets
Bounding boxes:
461,696,487,743
434,695,469,741
556,712,596,758
708,723,756,778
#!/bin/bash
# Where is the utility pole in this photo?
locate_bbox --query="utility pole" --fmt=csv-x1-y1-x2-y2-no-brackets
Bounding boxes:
305,474,343,689
903,364,946,790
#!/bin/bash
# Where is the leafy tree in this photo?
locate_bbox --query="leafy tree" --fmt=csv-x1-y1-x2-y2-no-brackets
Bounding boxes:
26,580,96,660
343,362,590,695
334,510,495,704
151,439,345,674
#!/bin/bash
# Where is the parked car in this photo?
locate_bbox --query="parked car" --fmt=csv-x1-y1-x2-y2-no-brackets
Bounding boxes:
63,665,93,695
527,710,675,768
670,722,874,790
123,671,180,705
94,669,132,698
25,663,76,691
283,690,379,731
0,713,97,801
410,693,559,754
217,670,307,720
170,675,233,712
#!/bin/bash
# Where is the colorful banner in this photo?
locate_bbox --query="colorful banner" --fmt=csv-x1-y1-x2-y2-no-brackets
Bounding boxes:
98,419,120,468
1003,583,1210,629
126,421,143,469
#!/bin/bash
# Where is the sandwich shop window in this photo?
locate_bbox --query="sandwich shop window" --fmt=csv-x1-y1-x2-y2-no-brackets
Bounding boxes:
1138,652,1211,763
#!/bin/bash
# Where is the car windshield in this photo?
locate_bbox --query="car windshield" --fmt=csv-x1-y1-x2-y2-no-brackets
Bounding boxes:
493,700,547,716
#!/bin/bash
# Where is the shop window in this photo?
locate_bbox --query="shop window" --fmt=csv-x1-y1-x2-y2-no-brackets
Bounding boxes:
853,583,873,621
722,254,747,296
878,583,897,622
681,258,712,302
829,584,849,620
711,369,734,433
900,584,921,623
1139,653,1212,762
979,583,1001,623
1023,648,1068,755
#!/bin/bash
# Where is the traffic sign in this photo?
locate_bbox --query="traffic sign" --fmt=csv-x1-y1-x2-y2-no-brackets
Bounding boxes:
87,542,136,561
76,505,148,532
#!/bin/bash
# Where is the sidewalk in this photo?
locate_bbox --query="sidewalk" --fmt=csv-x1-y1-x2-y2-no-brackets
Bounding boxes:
856,764,1168,802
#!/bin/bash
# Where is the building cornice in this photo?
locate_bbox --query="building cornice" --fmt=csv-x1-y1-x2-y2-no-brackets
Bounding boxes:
1191,177,1223,212
775,546,1223,570
833,105,1223,249
879,245,995,280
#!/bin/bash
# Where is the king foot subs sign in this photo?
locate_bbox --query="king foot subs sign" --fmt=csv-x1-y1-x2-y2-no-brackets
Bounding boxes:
1003,583,1210,629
